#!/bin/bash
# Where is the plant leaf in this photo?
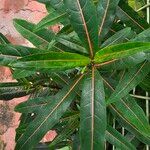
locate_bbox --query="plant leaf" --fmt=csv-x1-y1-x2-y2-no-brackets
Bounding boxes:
15,96,50,113
80,67,106,150
107,61,150,104
139,73,150,92
35,11,68,31
94,42,150,63
15,74,84,150
106,125,136,150
0,82,33,100
103,78,150,144
109,103,150,145
56,35,88,54
101,27,132,48
13,19,55,49
38,0,66,13
131,28,150,42
116,2,149,33
0,33,10,44
0,44,49,66
49,119,79,149
97,0,120,39
101,27,150,70
13,69,36,79
11,52,90,71
64,0,98,58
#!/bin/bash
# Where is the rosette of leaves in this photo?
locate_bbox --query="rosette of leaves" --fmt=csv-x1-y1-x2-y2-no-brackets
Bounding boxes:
0,0,150,149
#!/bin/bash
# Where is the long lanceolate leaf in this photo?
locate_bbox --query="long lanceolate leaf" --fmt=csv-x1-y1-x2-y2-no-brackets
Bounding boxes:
15,96,51,113
97,0,120,39
103,78,150,144
0,45,50,66
15,74,84,150
0,82,33,100
49,119,79,149
116,2,149,33
80,67,106,150
106,125,136,150
107,61,150,104
0,33,10,44
56,35,88,54
101,27,132,48
13,19,55,49
35,11,68,31
94,42,150,63
38,0,66,13
131,28,150,42
11,52,90,71
64,0,98,58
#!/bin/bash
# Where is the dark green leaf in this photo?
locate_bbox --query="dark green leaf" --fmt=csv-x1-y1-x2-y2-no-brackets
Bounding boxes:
140,73,150,92
15,96,51,113
56,35,88,54
131,28,150,42
49,119,79,148
106,125,136,150
101,27,132,48
11,52,90,71
107,61,150,104
117,2,149,33
15,75,84,150
0,44,49,66
80,68,106,149
38,0,66,13
97,0,120,39
0,33,10,44
35,11,68,31
13,69,36,79
13,19,55,49
109,103,150,145
0,82,33,100
103,78,150,144
95,42,150,63
64,0,98,58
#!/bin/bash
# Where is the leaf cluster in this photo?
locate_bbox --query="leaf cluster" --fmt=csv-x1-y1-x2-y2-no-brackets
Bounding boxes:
0,0,150,149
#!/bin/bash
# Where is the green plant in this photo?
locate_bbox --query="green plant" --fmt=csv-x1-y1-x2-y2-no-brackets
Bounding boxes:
0,0,150,149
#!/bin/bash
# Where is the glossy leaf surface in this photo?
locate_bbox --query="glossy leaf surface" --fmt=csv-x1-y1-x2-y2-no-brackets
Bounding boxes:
106,125,136,150
107,61,150,104
101,27,131,48
13,19,55,49
0,82,33,100
64,0,98,58
95,42,150,63
11,52,90,71
0,44,49,66
15,75,84,150
117,2,149,33
35,11,68,31
80,68,106,150
97,0,120,39
0,33,10,44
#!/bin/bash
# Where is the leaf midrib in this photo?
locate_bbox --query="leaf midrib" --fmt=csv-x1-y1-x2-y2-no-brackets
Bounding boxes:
19,74,84,149
111,61,147,99
36,12,67,30
117,6,145,30
76,0,93,58
106,130,133,149
103,77,150,135
14,21,50,45
91,66,95,150
98,0,110,36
